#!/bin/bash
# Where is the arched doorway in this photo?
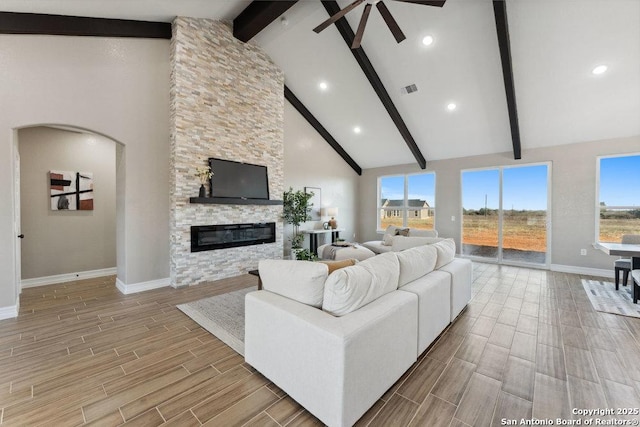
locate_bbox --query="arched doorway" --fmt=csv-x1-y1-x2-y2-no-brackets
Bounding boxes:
13,124,125,300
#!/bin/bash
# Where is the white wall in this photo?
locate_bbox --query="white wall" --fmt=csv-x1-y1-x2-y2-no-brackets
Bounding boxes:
0,35,170,311
19,127,116,279
359,135,640,272
284,101,360,255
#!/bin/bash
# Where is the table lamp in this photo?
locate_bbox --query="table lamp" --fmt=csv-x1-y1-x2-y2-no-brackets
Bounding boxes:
327,207,338,229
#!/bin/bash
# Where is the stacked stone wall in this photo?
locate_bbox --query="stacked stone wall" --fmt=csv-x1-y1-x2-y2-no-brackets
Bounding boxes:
170,18,284,286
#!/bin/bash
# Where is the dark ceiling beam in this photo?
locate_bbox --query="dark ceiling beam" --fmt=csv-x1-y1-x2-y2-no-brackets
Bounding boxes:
233,1,298,43
0,12,171,38
285,86,362,175
492,1,522,160
321,1,426,169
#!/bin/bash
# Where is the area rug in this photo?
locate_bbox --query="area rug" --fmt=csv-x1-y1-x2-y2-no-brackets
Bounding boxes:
177,286,255,355
581,279,640,318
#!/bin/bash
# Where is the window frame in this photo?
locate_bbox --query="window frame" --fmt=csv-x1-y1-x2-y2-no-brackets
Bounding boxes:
595,152,640,243
377,172,436,232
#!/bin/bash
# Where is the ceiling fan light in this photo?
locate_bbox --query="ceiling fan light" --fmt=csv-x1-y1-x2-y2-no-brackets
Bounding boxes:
422,35,434,46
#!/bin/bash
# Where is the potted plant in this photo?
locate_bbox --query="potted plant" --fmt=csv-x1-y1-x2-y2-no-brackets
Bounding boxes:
195,166,213,197
282,187,314,259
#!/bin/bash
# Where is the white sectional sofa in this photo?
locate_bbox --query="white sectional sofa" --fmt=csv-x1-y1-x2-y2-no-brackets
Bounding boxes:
245,239,472,427
361,225,441,254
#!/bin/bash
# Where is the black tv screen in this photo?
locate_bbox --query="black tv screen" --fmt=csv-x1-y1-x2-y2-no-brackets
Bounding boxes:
208,158,270,200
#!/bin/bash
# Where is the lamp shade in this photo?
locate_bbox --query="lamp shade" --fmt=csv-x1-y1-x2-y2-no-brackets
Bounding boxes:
326,207,338,217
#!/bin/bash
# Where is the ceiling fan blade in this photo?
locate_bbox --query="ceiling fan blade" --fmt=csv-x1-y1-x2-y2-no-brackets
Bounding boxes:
393,0,446,6
313,0,364,33
351,3,372,49
376,1,406,43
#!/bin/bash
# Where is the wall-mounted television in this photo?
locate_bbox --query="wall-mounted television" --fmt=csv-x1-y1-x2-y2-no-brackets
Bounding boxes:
208,158,270,200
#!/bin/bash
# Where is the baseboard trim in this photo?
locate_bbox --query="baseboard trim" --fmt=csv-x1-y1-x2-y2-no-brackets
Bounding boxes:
550,264,613,279
116,277,170,295
0,305,18,320
21,267,118,288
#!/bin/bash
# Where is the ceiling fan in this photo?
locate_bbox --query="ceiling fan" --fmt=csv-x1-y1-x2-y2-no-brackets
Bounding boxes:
313,0,446,49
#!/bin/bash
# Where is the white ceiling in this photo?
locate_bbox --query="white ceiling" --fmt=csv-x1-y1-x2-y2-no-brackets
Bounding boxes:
1,0,639,169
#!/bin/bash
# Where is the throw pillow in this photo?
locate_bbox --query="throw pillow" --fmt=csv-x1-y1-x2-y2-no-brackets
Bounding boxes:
396,244,438,287
322,252,400,316
317,258,358,274
433,238,456,269
259,260,328,308
382,232,394,246
395,228,410,237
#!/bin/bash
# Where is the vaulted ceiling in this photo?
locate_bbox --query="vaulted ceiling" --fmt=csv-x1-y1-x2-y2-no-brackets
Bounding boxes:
1,0,639,171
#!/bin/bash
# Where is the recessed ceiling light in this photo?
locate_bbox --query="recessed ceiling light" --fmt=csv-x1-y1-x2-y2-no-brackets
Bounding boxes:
446,103,457,111
592,65,608,75
319,81,328,91
422,35,434,46
353,126,361,134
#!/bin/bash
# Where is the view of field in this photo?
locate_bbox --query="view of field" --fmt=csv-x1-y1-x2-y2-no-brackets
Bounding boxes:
380,212,640,257
380,216,434,230
599,218,640,242
463,212,547,252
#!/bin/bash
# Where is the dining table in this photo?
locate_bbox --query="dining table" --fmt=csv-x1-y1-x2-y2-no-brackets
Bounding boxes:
595,242,640,302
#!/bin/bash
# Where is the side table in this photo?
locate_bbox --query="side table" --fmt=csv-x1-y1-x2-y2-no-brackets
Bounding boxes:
301,228,345,254
248,269,262,290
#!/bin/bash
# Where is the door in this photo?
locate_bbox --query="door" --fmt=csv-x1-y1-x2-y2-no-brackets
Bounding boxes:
462,163,550,267
461,169,500,261
502,164,549,266
14,139,22,295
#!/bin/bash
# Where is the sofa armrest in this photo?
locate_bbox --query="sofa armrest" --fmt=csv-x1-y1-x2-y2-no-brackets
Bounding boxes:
245,290,418,427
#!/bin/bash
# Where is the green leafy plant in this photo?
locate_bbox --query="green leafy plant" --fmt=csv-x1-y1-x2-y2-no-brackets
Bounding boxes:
295,249,318,261
282,187,314,249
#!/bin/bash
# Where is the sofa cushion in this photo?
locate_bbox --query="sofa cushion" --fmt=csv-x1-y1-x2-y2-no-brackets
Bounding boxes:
317,258,358,274
322,252,400,316
361,240,394,254
433,238,456,269
259,260,328,308
396,244,438,287
391,235,443,252
409,228,438,238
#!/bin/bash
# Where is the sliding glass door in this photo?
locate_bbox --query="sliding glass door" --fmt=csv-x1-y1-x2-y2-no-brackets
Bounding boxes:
462,164,550,267
461,169,499,260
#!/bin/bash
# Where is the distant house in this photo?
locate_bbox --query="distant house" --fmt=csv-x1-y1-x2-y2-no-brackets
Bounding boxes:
381,199,431,219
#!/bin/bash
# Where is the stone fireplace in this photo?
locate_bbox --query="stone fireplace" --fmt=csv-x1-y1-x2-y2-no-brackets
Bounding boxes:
191,223,276,252
170,18,284,287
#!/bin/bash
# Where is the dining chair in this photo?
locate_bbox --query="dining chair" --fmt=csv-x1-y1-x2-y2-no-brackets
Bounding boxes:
614,234,640,290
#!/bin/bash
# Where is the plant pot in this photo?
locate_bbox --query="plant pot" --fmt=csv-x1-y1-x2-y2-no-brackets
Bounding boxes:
199,184,206,198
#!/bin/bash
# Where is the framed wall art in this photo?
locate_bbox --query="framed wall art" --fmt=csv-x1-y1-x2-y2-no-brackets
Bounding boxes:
50,170,94,211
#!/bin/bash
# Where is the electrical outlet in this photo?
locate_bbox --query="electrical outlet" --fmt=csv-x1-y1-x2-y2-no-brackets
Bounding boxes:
580,249,587,256
451,216,455,221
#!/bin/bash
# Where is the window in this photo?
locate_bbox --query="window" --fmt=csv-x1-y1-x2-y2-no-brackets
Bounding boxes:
597,154,640,242
378,173,435,230
461,163,550,266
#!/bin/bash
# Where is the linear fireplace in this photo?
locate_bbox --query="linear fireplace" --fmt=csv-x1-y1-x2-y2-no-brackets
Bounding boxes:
191,222,276,252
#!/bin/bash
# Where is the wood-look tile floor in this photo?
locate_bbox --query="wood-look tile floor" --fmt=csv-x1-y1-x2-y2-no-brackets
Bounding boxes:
2,263,640,426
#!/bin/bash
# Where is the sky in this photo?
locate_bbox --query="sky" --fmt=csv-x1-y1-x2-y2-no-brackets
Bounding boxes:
381,155,640,211
599,155,640,207
462,165,548,211
380,173,435,206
